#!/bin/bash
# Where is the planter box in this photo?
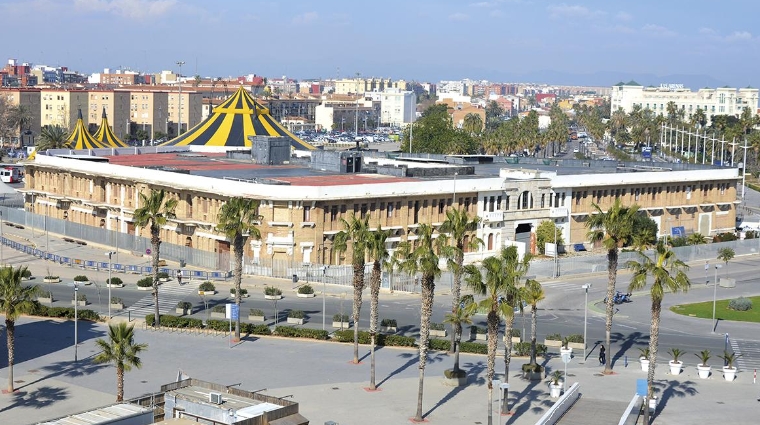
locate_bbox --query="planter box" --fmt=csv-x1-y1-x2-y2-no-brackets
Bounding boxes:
198,290,216,295
470,332,485,341
442,370,468,387
210,312,226,319
265,294,283,300
380,326,397,333
431,329,448,338
75,280,92,286
568,342,585,350
176,308,190,315
523,370,544,381
71,300,87,307
332,321,350,328
297,293,316,298
37,297,53,304
544,339,563,348
248,315,265,322
43,278,60,283
505,336,522,344
159,278,169,282
287,317,304,325
110,303,124,310
230,293,250,298
106,283,124,288
137,286,153,291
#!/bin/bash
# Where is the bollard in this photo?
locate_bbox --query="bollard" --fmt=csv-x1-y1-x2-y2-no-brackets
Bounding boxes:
625,355,628,368
128,311,131,322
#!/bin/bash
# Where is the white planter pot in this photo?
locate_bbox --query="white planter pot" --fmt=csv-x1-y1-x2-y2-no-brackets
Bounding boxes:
71,300,86,307
159,278,169,282
568,342,585,350
265,294,283,300
332,321,350,328
549,383,563,398
544,339,562,348
648,396,658,412
43,278,60,283
380,326,397,333
37,297,53,304
431,329,448,338
722,366,737,382
138,286,153,291
210,312,226,319
287,317,304,325
248,315,265,322
110,303,124,310
297,293,316,298
640,358,650,372
106,283,124,288
176,308,190,315
697,364,711,379
668,360,682,375
198,290,215,295
230,293,249,298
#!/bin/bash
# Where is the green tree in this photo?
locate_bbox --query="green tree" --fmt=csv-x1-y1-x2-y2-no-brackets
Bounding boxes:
402,104,476,154
586,198,640,373
691,108,707,129
630,215,658,249
535,220,564,255
485,100,504,131
439,207,481,352
216,197,262,339
666,101,679,124
367,226,391,390
717,247,735,266
37,125,69,151
519,110,541,155
442,298,477,374
394,223,444,422
521,279,545,366
463,112,483,135
686,233,707,245
546,104,569,155
0,266,37,393
93,322,148,402
627,241,690,425
334,213,371,364
133,189,178,328
498,246,530,400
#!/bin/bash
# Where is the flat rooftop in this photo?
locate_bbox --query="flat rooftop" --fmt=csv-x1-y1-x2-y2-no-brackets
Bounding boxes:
37,403,152,425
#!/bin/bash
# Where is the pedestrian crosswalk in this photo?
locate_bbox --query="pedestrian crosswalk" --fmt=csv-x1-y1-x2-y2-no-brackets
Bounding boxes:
730,338,760,373
116,280,200,319
540,281,585,292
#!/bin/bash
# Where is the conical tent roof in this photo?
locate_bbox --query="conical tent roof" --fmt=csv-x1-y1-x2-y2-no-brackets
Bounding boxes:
94,108,127,147
162,86,315,150
67,110,106,150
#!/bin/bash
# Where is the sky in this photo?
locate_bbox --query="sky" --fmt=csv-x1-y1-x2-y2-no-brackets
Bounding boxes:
1,0,759,88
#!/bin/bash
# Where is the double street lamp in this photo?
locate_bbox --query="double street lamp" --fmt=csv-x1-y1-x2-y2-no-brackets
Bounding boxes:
106,251,116,319
581,283,591,361
711,264,722,332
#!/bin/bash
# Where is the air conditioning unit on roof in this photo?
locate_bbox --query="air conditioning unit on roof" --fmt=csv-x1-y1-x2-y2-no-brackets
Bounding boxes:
209,392,223,404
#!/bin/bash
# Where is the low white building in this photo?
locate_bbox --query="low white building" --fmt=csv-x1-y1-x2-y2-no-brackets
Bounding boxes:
380,88,416,127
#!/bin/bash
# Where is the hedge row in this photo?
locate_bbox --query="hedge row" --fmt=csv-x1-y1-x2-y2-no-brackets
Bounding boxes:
144,314,272,335
513,342,548,357
274,326,329,340
32,304,100,321
332,330,416,347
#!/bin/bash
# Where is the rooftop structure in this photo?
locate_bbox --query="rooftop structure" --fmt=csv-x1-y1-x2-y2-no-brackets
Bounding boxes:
36,403,153,425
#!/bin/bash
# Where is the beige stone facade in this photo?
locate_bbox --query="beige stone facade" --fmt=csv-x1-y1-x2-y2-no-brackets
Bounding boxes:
86,90,131,138
0,88,41,143
40,89,89,129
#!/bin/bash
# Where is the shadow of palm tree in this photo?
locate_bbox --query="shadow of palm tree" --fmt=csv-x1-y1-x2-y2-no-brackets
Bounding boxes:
423,361,486,418
651,378,698,420
0,386,69,413
377,352,445,388
17,358,108,391
610,331,648,368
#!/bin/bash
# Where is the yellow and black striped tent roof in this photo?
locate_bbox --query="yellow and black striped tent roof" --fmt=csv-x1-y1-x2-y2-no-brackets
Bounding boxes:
94,108,127,147
67,110,106,150
162,86,315,150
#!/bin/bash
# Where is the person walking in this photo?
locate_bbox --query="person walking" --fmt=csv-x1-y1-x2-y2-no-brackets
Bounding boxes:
177,269,183,285
599,345,606,366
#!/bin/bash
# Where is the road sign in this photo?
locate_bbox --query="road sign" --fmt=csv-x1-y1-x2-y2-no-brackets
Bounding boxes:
226,303,239,320
145,248,152,255
636,379,647,396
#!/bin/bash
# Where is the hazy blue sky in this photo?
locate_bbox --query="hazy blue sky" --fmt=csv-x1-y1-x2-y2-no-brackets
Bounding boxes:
2,0,758,88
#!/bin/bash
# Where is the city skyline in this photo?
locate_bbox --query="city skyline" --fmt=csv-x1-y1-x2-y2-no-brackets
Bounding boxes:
1,0,758,89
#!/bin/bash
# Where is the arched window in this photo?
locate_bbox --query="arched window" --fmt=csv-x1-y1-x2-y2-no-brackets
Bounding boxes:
521,191,530,209
487,234,494,250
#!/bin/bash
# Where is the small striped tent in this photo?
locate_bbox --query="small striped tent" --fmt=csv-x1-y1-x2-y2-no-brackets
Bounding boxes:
94,108,128,147
67,110,106,150
162,86,315,150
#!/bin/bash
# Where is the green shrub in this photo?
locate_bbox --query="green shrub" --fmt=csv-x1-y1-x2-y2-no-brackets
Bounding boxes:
249,308,265,316
333,330,369,343
510,329,521,338
199,281,216,291
107,277,123,286
73,275,89,281
381,318,397,327
230,288,248,296
383,335,416,347
241,323,272,335
288,310,305,319
469,325,486,335
265,286,283,296
566,334,584,343
459,341,488,354
728,297,753,311
713,232,738,243
332,330,415,347
669,236,687,247
136,277,153,287
157,271,170,279
522,363,544,373
38,290,52,298
746,230,758,239
44,275,59,280
513,342,548,357
333,313,349,322
428,338,450,351
75,294,87,302
206,319,231,331
546,333,562,341
110,297,122,304
177,301,192,310
430,322,445,331
21,269,32,278
274,326,328,340
33,304,99,321
298,284,314,294
211,305,226,313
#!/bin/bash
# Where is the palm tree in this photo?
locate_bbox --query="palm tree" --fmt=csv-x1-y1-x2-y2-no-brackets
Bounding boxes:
0,265,37,393
367,226,391,390
334,213,371,364
521,279,545,366
687,232,707,245
133,189,178,328
92,322,148,401
498,246,530,400
717,247,735,266
627,241,690,425
394,223,444,422
439,207,481,353
585,198,640,373
216,197,262,339
37,125,69,151
442,298,477,375
463,113,483,135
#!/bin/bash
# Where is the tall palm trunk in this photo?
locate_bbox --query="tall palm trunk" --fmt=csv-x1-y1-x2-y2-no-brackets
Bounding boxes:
530,306,538,365
644,297,662,425
151,228,161,328
233,235,244,340
450,248,463,353
604,247,618,373
116,365,124,402
6,319,15,393
369,261,381,390
414,273,435,422
503,313,516,384
352,261,365,364
453,327,462,372
486,311,499,425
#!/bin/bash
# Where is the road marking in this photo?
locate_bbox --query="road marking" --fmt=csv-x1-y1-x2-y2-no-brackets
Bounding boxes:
115,280,200,319
731,338,760,372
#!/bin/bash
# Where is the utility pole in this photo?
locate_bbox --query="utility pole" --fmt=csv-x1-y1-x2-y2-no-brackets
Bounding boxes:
176,61,185,136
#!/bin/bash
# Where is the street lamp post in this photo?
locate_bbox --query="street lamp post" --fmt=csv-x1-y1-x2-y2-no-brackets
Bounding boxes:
712,264,722,332
176,61,185,136
74,282,79,362
582,284,591,362
0,210,4,265
106,251,115,319
321,266,327,331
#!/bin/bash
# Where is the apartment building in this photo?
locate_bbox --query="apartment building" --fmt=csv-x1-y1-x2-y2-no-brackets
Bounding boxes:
39,88,89,129
121,89,170,138
86,90,130,138
611,81,759,122
0,88,41,145
380,88,416,127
